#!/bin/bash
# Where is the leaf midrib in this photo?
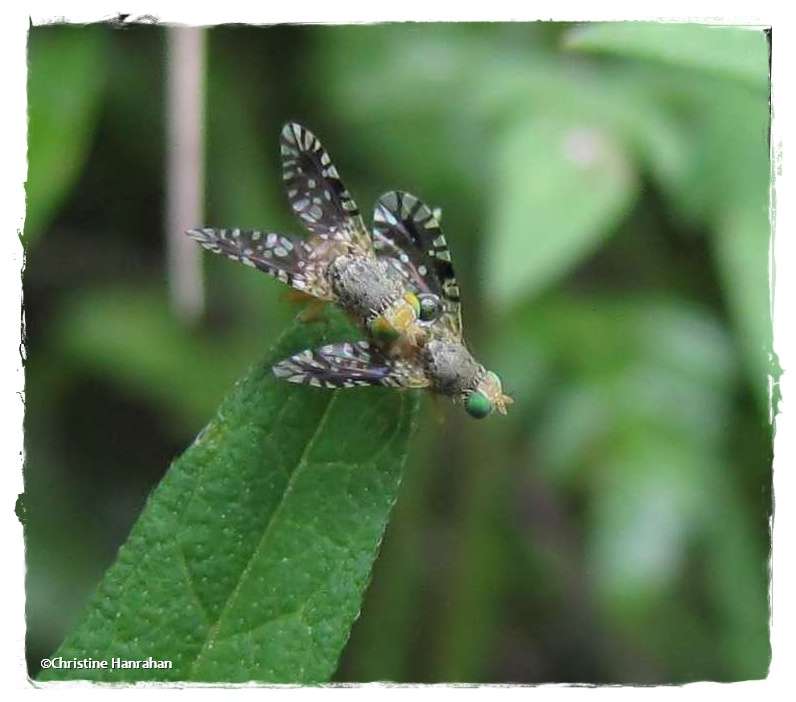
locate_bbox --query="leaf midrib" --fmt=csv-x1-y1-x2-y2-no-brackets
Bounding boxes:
187,390,340,679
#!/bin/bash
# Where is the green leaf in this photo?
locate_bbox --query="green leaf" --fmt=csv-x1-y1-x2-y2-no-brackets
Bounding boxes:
39,309,419,683
712,197,772,412
565,23,769,89
670,76,769,226
486,117,637,307
26,26,108,243
678,77,771,408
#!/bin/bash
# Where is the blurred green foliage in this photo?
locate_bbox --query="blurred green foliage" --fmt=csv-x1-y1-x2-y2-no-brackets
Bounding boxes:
26,26,108,242
24,21,771,683
565,23,769,87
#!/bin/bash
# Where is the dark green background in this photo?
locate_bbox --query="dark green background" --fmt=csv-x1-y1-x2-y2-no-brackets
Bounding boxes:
24,22,772,683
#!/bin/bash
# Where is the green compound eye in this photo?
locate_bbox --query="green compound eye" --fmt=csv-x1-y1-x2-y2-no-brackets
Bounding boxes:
370,315,400,343
418,293,442,322
465,391,493,419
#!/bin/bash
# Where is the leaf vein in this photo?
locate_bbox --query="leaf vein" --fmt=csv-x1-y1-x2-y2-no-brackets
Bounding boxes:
187,390,340,677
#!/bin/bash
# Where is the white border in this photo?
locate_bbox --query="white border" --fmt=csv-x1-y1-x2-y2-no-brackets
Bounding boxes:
3,1,792,697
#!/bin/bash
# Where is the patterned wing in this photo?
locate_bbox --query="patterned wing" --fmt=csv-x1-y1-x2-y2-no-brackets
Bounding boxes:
372,191,462,336
272,340,430,389
280,122,372,253
186,227,335,300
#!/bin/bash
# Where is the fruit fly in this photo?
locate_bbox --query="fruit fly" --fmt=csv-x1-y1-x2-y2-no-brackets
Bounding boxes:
188,123,511,418
187,122,448,350
273,189,513,419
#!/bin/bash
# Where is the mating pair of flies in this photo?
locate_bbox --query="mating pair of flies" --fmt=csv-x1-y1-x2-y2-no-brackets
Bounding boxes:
188,123,512,419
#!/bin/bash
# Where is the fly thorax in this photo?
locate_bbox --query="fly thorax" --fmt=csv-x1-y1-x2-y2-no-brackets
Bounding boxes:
422,340,485,397
328,255,404,320
374,291,423,345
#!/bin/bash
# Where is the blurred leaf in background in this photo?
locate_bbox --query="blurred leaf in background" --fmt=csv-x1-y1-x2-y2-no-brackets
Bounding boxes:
487,118,637,306
565,23,769,88
25,21,772,684
26,26,108,243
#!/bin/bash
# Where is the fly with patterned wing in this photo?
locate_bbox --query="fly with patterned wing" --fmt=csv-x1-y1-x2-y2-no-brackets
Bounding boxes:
186,123,513,418
269,182,515,418
272,340,429,390
271,334,513,419
187,123,429,347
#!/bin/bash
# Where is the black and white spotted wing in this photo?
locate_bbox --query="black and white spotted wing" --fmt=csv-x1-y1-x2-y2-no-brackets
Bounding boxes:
186,227,335,299
280,122,371,253
372,191,462,335
272,340,430,389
